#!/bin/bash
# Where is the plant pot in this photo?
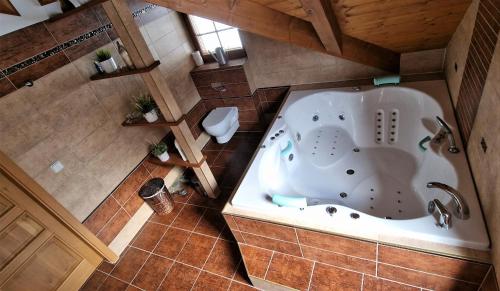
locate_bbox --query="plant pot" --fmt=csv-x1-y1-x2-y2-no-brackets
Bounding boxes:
143,109,159,123
156,151,170,162
100,57,118,73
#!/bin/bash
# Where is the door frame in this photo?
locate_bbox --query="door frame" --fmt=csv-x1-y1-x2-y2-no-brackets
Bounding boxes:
0,150,118,263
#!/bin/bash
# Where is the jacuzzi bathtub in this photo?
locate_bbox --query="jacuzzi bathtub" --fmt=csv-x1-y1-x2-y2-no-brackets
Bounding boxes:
224,80,490,254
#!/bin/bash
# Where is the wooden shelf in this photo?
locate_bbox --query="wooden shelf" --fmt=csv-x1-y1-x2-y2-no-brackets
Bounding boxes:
48,0,109,22
91,60,161,81
148,153,207,168
122,115,185,127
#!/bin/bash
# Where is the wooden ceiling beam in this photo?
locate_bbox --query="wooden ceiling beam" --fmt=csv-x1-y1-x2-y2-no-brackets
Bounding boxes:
301,0,342,55
146,0,400,72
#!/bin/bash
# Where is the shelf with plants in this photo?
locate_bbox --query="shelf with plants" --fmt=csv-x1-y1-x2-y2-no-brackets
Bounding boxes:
90,60,160,81
149,141,206,168
122,94,185,128
148,153,207,168
121,115,185,127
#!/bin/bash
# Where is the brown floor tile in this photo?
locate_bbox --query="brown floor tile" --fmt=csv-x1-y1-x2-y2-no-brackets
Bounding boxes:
123,194,144,217
265,252,313,291
110,247,149,283
158,262,200,291
480,268,499,291
203,139,225,151
194,209,227,237
239,244,273,279
224,136,261,153
125,285,141,291
377,263,478,291
192,271,231,291
187,189,228,210
80,270,107,291
233,262,252,284
301,245,376,275
97,209,130,245
378,245,490,283
213,151,237,168
229,281,260,291
221,227,240,242
153,227,190,259
149,203,182,225
310,262,362,291
172,204,205,231
204,150,222,166
131,255,173,290
223,214,239,230
241,232,302,257
132,222,167,251
112,165,150,205
84,196,121,235
177,233,217,268
99,276,129,290
296,228,376,260
233,217,297,243
363,275,419,291
173,184,194,203
204,239,241,278
97,260,116,274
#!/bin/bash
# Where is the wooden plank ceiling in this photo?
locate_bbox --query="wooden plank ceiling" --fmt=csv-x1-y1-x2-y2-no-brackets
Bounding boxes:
147,0,471,72
262,0,471,53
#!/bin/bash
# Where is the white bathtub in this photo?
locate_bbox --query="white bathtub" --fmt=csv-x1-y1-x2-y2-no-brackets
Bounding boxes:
224,80,490,255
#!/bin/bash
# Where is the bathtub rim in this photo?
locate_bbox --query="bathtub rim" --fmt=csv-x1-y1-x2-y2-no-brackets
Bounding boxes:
222,79,491,264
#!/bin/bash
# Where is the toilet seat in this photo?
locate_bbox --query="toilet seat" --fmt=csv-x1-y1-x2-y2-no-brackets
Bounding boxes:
202,107,238,132
202,107,239,144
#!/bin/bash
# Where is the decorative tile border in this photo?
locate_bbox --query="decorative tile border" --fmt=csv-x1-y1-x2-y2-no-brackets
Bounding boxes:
0,4,159,78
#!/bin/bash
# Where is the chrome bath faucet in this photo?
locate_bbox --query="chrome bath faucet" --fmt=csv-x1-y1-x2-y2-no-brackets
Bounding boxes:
432,116,460,153
428,199,451,229
427,182,470,220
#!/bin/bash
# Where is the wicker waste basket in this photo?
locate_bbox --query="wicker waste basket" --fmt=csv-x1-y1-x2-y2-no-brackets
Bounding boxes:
139,178,174,215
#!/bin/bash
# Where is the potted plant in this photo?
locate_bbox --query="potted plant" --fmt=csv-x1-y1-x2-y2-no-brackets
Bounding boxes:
96,49,117,73
133,94,158,123
150,141,169,162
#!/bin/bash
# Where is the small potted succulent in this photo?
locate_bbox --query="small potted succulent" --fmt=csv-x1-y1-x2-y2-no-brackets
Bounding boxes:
133,94,158,123
96,49,117,73
150,141,169,162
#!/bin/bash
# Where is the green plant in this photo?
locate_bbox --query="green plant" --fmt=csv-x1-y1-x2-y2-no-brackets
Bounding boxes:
132,94,156,114
150,141,168,156
96,49,112,62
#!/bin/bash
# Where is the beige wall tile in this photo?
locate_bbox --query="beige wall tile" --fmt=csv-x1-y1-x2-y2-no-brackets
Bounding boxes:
0,11,200,221
467,37,500,283
400,48,445,75
445,0,479,105
240,31,386,88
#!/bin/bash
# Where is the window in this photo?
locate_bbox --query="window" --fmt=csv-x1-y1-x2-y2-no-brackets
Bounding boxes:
187,15,243,57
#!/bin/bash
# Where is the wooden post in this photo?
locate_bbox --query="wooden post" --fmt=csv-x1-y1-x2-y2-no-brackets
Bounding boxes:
102,0,219,198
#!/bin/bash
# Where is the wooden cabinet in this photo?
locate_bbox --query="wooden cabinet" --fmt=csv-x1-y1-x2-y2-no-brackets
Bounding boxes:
190,59,252,99
0,152,117,291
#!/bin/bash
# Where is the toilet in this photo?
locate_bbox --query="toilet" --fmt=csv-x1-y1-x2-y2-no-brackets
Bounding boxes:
202,107,239,144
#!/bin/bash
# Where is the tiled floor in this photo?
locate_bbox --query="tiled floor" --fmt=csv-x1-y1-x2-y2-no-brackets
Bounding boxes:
81,133,263,291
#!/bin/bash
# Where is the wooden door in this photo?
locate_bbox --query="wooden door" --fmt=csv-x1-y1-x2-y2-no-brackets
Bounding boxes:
0,152,117,291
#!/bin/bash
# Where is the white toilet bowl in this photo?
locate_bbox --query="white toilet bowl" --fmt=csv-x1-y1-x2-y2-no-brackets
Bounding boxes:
202,107,239,144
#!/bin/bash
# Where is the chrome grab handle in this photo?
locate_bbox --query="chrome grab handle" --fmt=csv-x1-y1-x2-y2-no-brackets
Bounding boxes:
435,116,459,153
428,199,451,229
427,182,470,220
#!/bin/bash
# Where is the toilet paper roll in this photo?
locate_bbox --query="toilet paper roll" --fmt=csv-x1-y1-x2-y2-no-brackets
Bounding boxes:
191,51,204,66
